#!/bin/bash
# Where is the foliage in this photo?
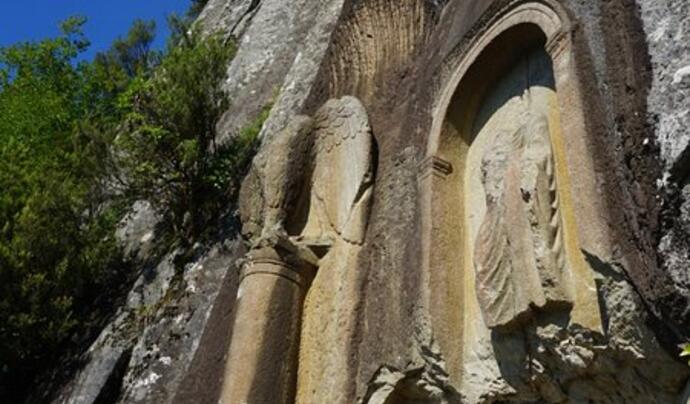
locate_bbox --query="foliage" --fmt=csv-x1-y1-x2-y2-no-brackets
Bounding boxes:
187,0,211,19
0,2,262,400
115,25,241,242
86,19,159,121
0,16,138,395
96,19,158,78
681,344,690,366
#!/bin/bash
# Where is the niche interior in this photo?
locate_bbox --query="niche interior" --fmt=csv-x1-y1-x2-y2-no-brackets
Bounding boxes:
419,1,605,385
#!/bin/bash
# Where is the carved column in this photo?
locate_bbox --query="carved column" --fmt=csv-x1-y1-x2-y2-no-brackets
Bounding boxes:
220,246,314,404
417,155,465,381
545,32,604,331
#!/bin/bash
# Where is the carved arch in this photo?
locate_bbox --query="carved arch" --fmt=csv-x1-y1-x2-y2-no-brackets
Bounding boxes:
418,0,607,387
427,0,570,156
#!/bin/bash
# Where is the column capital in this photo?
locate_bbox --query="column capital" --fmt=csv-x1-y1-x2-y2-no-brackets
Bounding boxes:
241,243,317,288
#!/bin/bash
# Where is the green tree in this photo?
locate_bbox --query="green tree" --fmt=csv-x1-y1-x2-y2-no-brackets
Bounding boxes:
116,24,241,242
83,19,158,124
0,4,264,401
187,0,210,19
0,16,142,400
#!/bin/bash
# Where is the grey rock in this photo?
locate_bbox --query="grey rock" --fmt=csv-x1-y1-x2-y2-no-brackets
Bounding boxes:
639,0,690,171
117,241,242,404
211,0,347,144
55,240,244,404
56,334,131,404
125,251,177,310
257,0,347,143
196,0,261,39
115,200,160,261
639,0,690,328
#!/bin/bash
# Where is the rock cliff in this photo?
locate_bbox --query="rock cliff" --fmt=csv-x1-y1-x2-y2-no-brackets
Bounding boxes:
51,0,690,403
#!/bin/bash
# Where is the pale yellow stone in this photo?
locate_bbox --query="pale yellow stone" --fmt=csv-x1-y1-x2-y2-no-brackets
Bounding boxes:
226,96,375,404
295,96,375,404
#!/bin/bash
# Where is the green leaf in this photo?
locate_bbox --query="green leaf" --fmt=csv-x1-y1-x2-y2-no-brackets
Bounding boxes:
680,344,690,366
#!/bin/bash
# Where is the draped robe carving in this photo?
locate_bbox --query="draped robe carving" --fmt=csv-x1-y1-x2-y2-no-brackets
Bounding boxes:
474,113,572,329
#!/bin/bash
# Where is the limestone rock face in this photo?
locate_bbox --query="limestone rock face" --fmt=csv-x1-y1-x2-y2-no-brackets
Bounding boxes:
639,0,690,332
220,0,689,402
198,0,348,144
52,242,245,404
50,0,690,403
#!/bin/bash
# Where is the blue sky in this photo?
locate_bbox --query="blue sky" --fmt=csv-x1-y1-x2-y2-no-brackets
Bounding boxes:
0,0,191,60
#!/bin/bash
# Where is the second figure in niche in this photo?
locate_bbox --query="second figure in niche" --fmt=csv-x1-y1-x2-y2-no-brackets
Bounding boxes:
474,111,572,329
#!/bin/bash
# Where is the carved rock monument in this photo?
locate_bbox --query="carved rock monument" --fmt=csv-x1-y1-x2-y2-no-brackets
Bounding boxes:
474,111,571,328
52,1,690,403
223,96,375,404
215,1,689,403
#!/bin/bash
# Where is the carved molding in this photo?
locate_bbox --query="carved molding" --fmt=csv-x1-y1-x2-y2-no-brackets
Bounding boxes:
427,0,570,157
241,256,311,288
418,156,454,181
545,30,569,59
419,0,603,359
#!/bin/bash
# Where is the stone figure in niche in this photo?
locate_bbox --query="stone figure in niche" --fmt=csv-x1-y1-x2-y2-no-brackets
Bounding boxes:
474,112,572,329
241,95,375,257
291,97,375,402
296,96,374,246
224,96,375,404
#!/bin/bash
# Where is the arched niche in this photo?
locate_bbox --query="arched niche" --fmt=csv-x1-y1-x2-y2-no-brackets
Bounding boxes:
418,0,607,386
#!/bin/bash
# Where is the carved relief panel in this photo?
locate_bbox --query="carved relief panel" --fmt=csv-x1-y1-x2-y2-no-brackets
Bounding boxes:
420,3,605,394
224,96,375,404
466,48,573,329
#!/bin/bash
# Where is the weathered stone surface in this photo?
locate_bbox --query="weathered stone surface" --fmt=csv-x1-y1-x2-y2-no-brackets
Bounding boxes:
292,97,375,403
118,242,242,404
230,1,687,402
638,0,690,172
239,115,314,242
54,325,131,404
474,113,570,328
289,0,687,402
639,0,690,334
53,241,243,404
220,246,313,404
48,1,690,403
227,95,376,404
196,0,260,39
297,96,374,244
240,96,374,247
53,253,179,404
207,0,347,144
115,200,160,261
469,48,572,328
